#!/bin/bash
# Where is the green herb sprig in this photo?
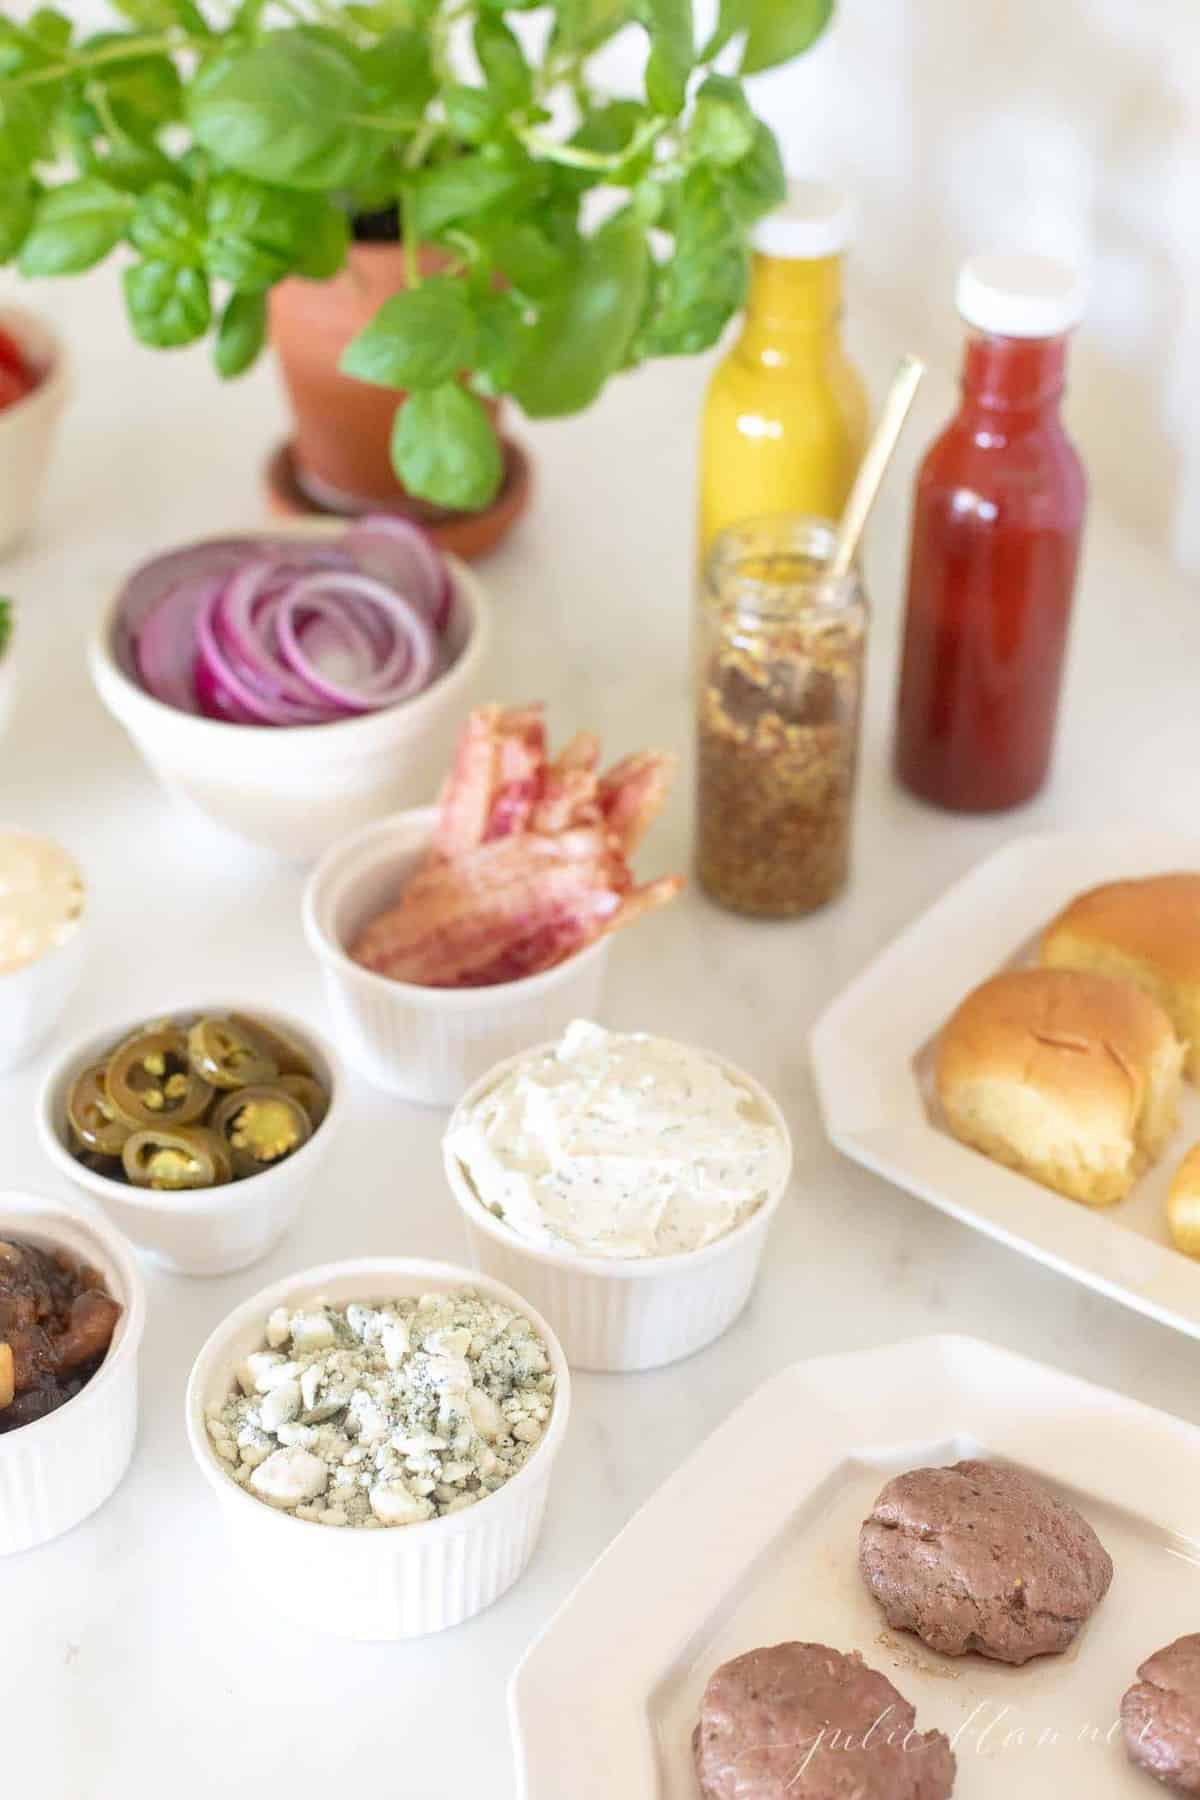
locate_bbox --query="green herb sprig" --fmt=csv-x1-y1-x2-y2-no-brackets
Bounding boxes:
0,0,833,510
0,597,12,658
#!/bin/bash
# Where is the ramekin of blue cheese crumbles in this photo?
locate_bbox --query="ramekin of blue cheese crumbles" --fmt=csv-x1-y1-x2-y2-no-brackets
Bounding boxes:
205,1288,555,1528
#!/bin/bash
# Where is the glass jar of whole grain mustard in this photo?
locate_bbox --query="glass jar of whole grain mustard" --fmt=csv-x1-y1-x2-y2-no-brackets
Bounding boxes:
696,516,867,917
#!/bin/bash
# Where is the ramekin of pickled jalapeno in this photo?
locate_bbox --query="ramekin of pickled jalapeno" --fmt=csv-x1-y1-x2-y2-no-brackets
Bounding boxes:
38,1007,342,1277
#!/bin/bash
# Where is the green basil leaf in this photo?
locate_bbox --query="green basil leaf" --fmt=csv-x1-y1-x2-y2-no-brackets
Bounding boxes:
342,279,477,390
82,35,182,136
473,16,532,109
471,290,526,394
27,9,72,52
123,259,212,348
296,203,349,280
478,220,564,296
702,0,833,68
391,383,503,511
688,73,755,166
214,288,267,378
362,27,435,119
205,173,316,289
0,182,35,264
110,0,209,28
443,85,502,146
637,165,747,357
726,117,786,222
188,35,384,192
741,0,834,73
0,91,46,181
411,153,534,238
513,209,649,418
554,0,627,52
345,0,439,25
130,182,204,267
639,0,694,116
18,179,133,275
87,138,180,194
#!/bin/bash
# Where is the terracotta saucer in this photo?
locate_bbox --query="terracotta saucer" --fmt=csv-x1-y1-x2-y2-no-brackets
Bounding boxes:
264,437,532,561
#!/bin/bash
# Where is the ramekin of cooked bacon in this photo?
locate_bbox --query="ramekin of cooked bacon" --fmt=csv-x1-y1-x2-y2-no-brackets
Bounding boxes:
302,702,683,1105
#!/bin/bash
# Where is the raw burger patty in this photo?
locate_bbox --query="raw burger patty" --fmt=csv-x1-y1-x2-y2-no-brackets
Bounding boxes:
693,1641,956,1799
858,1459,1113,1665
1122,1635,1200,1793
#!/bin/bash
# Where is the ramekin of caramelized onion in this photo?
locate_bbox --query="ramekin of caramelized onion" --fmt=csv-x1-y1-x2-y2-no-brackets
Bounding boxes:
37,1005,343,1277
0,1191,145,1555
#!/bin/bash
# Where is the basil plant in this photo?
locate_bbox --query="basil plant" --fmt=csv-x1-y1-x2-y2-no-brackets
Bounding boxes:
0,0,833,510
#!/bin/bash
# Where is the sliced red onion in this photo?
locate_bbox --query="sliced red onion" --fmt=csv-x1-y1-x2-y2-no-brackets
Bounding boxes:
276,572,437,711
343,518,452,632
124,518,456,728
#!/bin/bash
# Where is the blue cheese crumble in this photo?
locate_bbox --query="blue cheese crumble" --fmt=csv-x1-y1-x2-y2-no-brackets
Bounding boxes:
205,1289,554,1528
445,1020,788,1259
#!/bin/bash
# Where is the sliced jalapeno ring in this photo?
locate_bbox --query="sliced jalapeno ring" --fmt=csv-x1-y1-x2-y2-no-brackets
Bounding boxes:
122,1125,231,1191
107,1027,214,1128
66,1063,133,1157
211,1085,312,1178
275,1073,329,1129
229,1014,314,1079
187,1016,278,1091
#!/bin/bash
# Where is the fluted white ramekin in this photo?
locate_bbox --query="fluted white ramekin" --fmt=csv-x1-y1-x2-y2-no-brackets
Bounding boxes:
302,807,611,1107
0,1190,146,1556
185,1257,571,1640
37,1003,344,1276
443,1044,794,1373
0,844,86,1073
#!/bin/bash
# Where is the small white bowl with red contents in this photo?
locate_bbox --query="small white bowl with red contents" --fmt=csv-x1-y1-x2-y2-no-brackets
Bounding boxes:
0,306,69,557
302,806,612,1107
0,1190,146,1556
88,521,492,863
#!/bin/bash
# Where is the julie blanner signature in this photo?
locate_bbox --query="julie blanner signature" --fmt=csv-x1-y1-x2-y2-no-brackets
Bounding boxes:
732,1700,1149,1786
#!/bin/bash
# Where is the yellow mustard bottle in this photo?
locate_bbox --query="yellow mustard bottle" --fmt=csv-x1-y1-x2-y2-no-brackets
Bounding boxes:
699,182,869,554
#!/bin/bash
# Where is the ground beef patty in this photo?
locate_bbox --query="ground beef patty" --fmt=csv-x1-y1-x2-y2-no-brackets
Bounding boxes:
692,1641,956,1799
1122,1635,1200,1793
858,1460,1113,1665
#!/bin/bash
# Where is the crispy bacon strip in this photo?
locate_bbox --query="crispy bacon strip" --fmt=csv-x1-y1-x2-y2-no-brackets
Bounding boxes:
355,704,683,988
598,751,679,856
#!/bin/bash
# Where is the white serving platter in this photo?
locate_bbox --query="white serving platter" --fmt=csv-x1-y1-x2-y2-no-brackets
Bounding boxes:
810,830,1200,1341
509,1334,1200,1798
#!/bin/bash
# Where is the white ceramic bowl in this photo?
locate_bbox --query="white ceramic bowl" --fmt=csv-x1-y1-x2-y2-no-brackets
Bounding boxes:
443,1042,794,1373
302,806,612,1107
0,307,69,559
185,1256,571,1640
0,829,87,1073
0,1190,146,1555
37,1004,344,1277
88,527,492,862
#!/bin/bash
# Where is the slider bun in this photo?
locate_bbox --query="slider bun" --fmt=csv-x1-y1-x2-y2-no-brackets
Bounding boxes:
936,968,1182,1207
1168,1143,1200,1257
1041,874,1200,1079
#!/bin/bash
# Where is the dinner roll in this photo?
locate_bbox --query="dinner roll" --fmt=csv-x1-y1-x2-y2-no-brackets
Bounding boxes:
1168,1144,1200,1257
936,968,1182,1206
1041,874,1200,1079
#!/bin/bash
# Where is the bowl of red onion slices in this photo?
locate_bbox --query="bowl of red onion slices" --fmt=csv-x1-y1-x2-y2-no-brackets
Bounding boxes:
89,519,490,861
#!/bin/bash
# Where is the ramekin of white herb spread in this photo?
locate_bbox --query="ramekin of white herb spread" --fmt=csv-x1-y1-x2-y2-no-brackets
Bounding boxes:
185,1258,570,1641
443,1024,793,1375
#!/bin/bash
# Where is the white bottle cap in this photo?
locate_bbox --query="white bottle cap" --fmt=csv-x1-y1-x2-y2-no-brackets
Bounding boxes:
956,253,1087,339
751,180,854,260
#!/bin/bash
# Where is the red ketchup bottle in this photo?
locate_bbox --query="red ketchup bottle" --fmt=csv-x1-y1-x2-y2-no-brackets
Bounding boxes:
894,255,1088,811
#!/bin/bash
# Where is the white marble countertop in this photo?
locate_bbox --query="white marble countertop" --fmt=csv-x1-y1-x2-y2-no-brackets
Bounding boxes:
3,268,1200,1797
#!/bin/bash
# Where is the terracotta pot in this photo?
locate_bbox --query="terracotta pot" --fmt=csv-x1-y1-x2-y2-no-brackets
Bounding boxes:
269,242,503,517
